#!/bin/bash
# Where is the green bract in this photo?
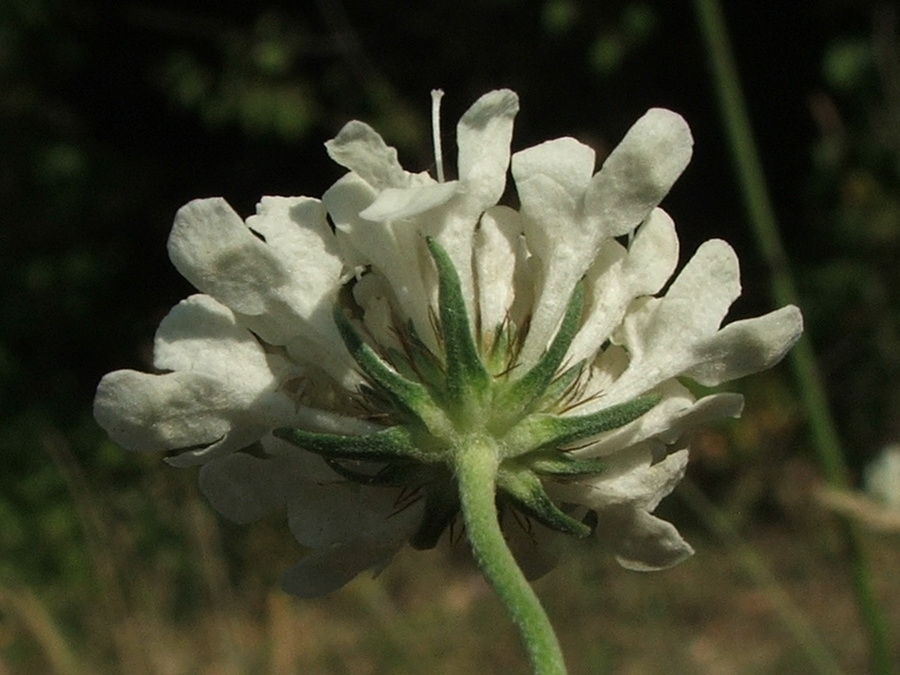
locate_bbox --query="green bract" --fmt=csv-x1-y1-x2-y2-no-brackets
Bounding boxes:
275,238,659,545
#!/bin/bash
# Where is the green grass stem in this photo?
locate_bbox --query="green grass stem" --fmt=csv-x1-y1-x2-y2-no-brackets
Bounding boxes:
692,1,895,671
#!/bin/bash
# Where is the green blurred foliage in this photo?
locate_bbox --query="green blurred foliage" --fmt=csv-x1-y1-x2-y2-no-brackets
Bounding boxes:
806,4,900,461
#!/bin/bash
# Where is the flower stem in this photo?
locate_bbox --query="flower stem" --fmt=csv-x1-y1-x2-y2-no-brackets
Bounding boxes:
455,435,567,675
693,1,895,673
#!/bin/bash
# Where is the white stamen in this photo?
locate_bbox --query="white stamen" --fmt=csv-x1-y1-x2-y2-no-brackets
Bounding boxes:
431,89,445,183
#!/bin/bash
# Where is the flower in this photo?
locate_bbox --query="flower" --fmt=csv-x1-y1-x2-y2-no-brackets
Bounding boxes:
94,89,803,597
865,444,900,511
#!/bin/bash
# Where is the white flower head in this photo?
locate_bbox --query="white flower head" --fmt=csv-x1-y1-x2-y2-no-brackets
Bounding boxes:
94,90,803,596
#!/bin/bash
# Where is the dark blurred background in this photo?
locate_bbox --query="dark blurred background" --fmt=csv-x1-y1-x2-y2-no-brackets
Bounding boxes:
2,1,898,672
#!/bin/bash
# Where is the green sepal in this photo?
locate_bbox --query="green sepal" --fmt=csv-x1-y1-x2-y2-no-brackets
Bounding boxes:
525,451,606,477
495,280,585,422
333,305,450,435
501,394,661,457
426,237,490,404
273,425,434,464
385,347,420,382
410,475,460,550
496,464,591,537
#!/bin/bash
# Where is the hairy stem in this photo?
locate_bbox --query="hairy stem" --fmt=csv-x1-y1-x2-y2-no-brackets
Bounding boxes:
455,435,567,675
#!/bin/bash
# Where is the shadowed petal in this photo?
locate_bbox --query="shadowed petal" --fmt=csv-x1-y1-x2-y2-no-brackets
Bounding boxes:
325,120,418,190
474,206,521,341
199,453,300,523
153,294,282,382
168,198,287,316
280,539,403,599
600,509,694,571
567,208,679,364
359,181,459,221
94,369,293,464
286,482,419,549
280,494,424,598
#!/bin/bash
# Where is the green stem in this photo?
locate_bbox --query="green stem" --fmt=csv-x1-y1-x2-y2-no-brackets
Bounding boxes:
693,1,895,672
455,435,567,675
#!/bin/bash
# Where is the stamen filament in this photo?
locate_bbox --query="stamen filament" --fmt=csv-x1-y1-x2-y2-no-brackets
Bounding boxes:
431,89,446,183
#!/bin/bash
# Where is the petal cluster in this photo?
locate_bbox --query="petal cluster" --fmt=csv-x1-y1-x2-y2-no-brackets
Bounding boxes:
94,90,802,594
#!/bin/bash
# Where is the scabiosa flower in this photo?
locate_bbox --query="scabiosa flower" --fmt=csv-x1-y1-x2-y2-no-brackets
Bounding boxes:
94,89,802,670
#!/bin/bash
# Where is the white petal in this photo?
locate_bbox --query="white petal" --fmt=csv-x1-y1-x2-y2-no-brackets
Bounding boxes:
94,369,292,463
198,453,298,523
286,483,419,549
557,448,689,512
598,240,745,404
324,120,412,190
424,90,524,314
323,172,378,239
511,137,597,362
321,172,383,273
584,108,693,240
512,137,596,224
601,509,694,571
166,196,351,387
517,111,691,366
474,206,521,339
358,181,458,221
512,137,596,234
279,488,424,598
246,196,343,313
100,294,307,464
95,370,229,453
243,197,344,331
214,197,359,385
567,208,680,364
665,239,740,335
684,305,803,385
456,89,519,208
324,174,438,350
153,295,276,389
279,539,402,599
622,208,680,296
574,383,744,457
168,198,287,316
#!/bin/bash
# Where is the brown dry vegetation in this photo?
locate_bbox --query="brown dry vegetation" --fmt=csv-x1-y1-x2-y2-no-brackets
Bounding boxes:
2,455,898,675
